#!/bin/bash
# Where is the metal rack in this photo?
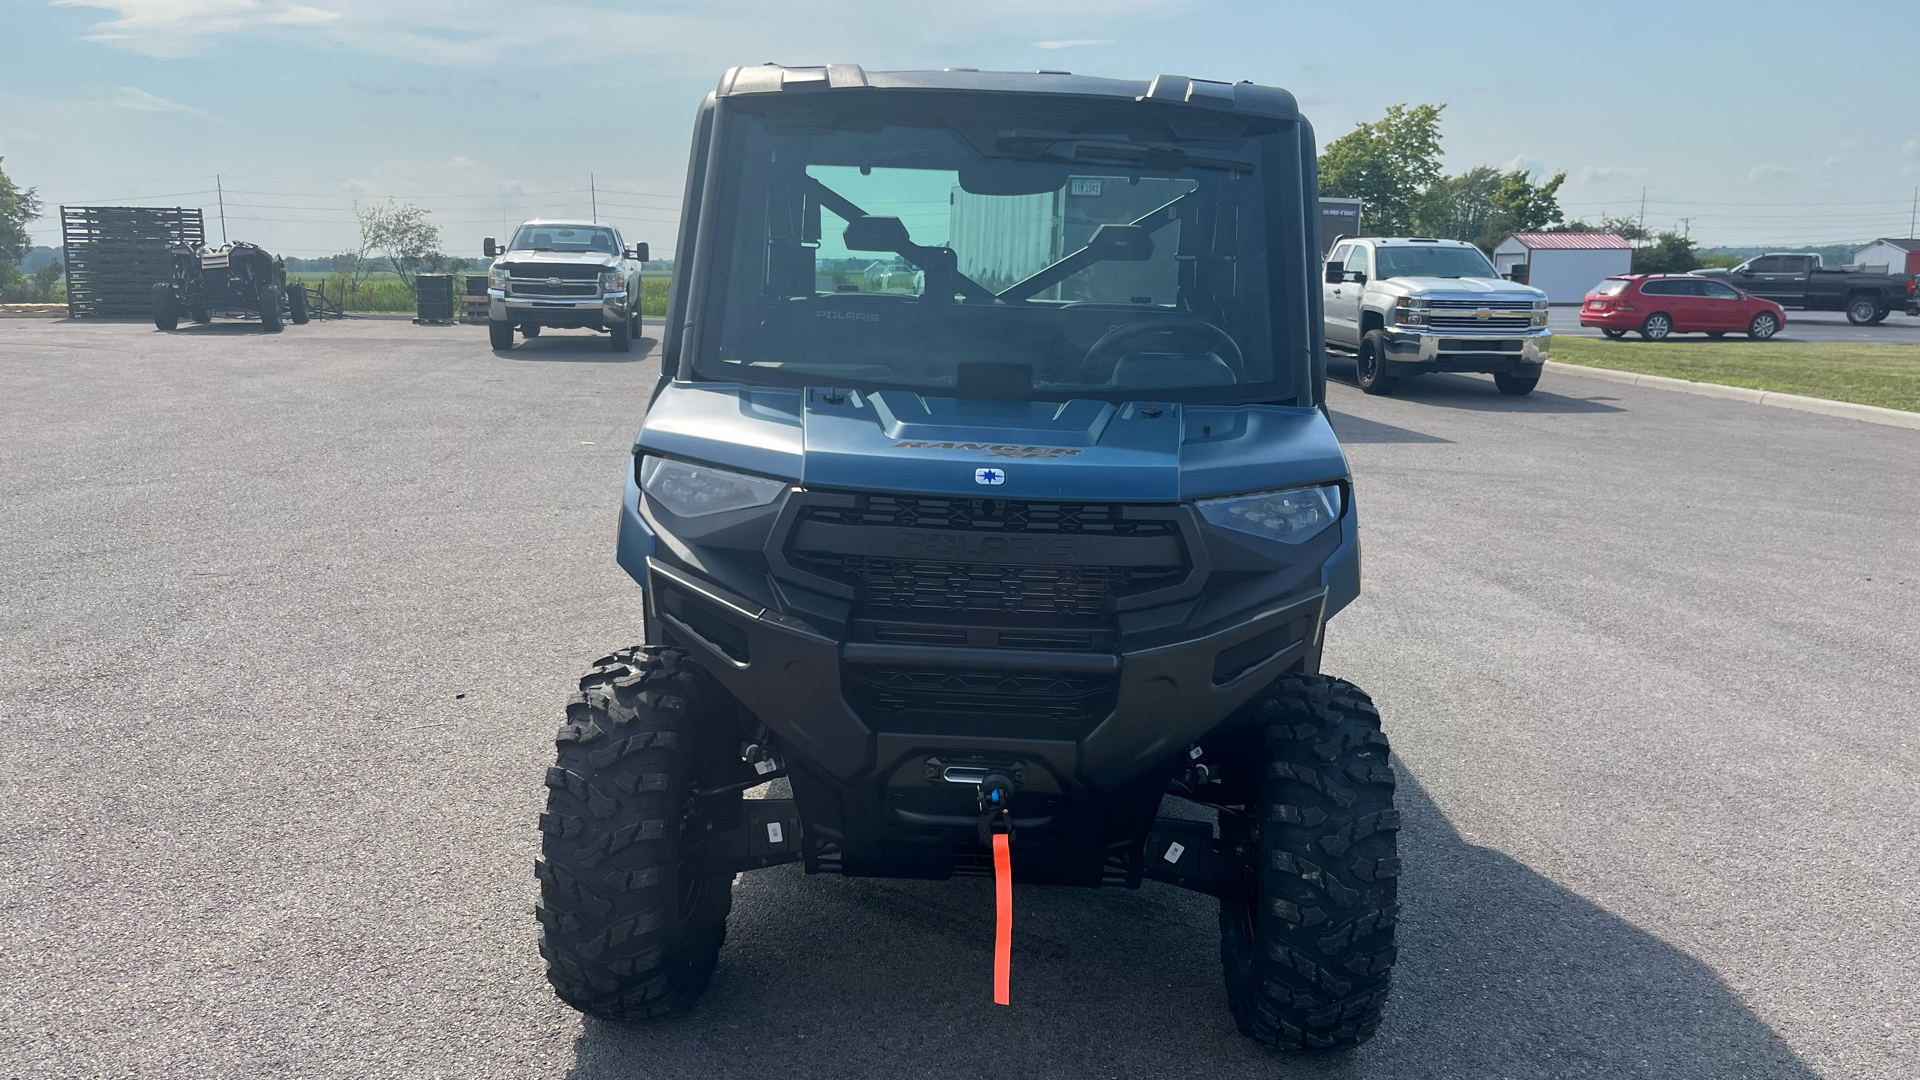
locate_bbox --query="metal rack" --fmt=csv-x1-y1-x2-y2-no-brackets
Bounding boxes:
61,206,206,319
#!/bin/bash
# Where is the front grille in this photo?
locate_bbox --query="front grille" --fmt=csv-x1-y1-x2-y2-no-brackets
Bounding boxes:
501,263,602,280
509,280,599,297
1425,298,1536,332
804,556,1177,617
802,496,1177,536
846,667,1116,727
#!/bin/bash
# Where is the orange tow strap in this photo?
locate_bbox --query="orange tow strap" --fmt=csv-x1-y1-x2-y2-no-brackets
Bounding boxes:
992,832,1012,1005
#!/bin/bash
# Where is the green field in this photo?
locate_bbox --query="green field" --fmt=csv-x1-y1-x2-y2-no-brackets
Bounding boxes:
1551,336,1920,413
284,271,672,316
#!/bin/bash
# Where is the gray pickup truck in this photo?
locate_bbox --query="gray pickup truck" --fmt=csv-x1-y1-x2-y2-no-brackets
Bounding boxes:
483,220,649,351
1693,253,1918,325
1323,236,1551,396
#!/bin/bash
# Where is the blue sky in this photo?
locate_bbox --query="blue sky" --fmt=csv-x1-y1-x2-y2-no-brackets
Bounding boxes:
3,0,1916,258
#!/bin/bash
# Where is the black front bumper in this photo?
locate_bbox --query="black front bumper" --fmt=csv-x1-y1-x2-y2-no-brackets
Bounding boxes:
644,554,1324,883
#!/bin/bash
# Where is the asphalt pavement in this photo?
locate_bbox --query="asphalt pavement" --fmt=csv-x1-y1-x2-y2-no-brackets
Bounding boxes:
2,319,1913,1079
1548,303,1920,343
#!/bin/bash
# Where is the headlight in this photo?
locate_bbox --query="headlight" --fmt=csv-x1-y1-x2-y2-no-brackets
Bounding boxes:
488,266,508,289
601,270,626,293
639,456,786,518
1393,296,1429,326
1197,484,1342,544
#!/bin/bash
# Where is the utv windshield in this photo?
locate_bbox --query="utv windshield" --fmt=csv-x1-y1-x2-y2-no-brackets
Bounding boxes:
1373,245,1498,280
697,99,1298,404
510,225,619,254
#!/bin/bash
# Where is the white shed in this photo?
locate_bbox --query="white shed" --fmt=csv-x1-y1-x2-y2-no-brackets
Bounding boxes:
1492,232,1634,303
1849,238,1920,275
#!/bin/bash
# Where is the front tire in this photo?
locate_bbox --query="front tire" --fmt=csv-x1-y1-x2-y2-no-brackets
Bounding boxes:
1867,307,1889,325
1638,312,1672,340
287,282,310,324
537,647,738,1021
258,284,284,332
1493,370,1539,396
489,319,515,350
1846,296,1877,325
151,283,178,331
1355,329,1393,395
610,314,633,353
1220,675,1399,1052
1747,312,1779,340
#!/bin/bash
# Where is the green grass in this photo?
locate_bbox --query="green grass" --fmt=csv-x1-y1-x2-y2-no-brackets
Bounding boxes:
282,271,674,315
1551,336,1920,413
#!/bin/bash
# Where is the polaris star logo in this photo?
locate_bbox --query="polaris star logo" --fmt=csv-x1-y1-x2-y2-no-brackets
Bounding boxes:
974,467,1005,486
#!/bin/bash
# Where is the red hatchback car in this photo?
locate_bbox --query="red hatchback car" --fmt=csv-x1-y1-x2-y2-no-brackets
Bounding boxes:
1580,274,1786,340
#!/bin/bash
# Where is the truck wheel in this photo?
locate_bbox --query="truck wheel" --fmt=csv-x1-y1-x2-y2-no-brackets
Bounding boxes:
1355,330,1393,395
1220,675,1399,1052
1600,328,1626,340
489,319,515,350
1746,312,1779,340
151,283,178,331
190,308,212,324
1493,370,1539,396
1867,307,1889,325
1638,312,1671,340
610,315,633,353
258,284,284,332
1846,296,1877,325
521,323,541,338
287,282,310,325
537,646,738,1021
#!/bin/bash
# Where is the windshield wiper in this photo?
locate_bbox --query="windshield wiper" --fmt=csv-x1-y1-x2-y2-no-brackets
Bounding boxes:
998,131,1254,173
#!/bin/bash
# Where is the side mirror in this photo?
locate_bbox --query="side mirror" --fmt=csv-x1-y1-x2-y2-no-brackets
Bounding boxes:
634,242,649,263
1325,261,1343,284
483,237,498,258
842,215,911,252
1350,271,1367,285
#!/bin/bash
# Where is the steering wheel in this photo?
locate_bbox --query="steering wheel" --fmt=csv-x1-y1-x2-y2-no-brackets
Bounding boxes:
1081,316,1245,374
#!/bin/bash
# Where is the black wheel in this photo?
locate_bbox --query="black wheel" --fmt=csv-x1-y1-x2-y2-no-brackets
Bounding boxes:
190,308,211,324
1845,295,1877,325
1638,312,1672,340
1746,312,1779,340
1355,329,1393,395
1706,331,1726,338
287,282,310,325
151,283,178,331
610,314,632,353
1493,369,1540,396
1601,328,1627,340
1220,675,1399,1052
537,647,739,1021
1867,307,1889,325
489,319,515,350
521,323,541,338
258,283,284,332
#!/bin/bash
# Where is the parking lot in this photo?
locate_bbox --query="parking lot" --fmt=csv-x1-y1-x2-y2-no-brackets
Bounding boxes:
1,318,1913,1079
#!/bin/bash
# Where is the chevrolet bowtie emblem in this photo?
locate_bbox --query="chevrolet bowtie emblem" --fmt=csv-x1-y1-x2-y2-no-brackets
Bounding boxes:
546,277,563,286
1474,308,1492,319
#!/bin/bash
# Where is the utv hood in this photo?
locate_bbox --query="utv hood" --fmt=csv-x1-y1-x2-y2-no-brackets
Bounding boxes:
637,383,1349,501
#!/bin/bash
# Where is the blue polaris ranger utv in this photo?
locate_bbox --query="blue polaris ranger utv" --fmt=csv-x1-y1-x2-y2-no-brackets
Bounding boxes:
536,64,1399,1052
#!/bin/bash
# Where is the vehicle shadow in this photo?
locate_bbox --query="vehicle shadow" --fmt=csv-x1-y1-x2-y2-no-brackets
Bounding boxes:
560,766,1816,1080
1331,359,1625,414
496,335,657,363
1327,411,1451,444
157,323,279,334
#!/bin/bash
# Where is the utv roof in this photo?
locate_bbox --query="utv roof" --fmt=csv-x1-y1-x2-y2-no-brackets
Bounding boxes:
716,63,1299,121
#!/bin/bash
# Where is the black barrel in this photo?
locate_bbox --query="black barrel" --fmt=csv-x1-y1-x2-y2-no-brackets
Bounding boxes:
415,274,454,321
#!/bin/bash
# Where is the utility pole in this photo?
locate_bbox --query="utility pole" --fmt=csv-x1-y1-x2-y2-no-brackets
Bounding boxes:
1910,186,1917,239
590,173,597,223
216,173,228,244
1637,186,1646,242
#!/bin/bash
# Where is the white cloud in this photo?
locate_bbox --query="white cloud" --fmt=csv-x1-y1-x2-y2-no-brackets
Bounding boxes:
1824,153,1847,168
1746,164,1793,184
1904,139,1919,159
111,86,225,122
1500,155,1544,177
1574,164,1645,185
55,0,339,56
1033,38,1115,49
446,156,478,168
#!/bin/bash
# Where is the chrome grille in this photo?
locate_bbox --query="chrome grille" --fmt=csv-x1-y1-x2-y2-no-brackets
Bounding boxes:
1425,298,1535,332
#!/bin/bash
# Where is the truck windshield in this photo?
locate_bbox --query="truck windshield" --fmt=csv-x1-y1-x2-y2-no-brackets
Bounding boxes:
695,102,1298,405
1373,245,1498,280
510,225,618,254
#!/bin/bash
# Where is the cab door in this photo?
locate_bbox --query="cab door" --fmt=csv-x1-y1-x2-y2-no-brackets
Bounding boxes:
1324,244,1369,348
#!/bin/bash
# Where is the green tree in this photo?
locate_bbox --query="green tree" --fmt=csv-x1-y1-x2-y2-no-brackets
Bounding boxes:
0,156,43,302
1318,103,1446,236
1632,230,1698,274
355,199,453,288
1483,169,1566,247
1412,165,1503,245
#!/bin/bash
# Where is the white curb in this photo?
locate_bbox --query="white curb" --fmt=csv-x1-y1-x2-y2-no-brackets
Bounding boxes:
1542,360,1919,430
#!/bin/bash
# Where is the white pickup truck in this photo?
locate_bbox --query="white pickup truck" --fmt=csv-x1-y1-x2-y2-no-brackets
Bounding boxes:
482,219,648,352
1322,236,1551,396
